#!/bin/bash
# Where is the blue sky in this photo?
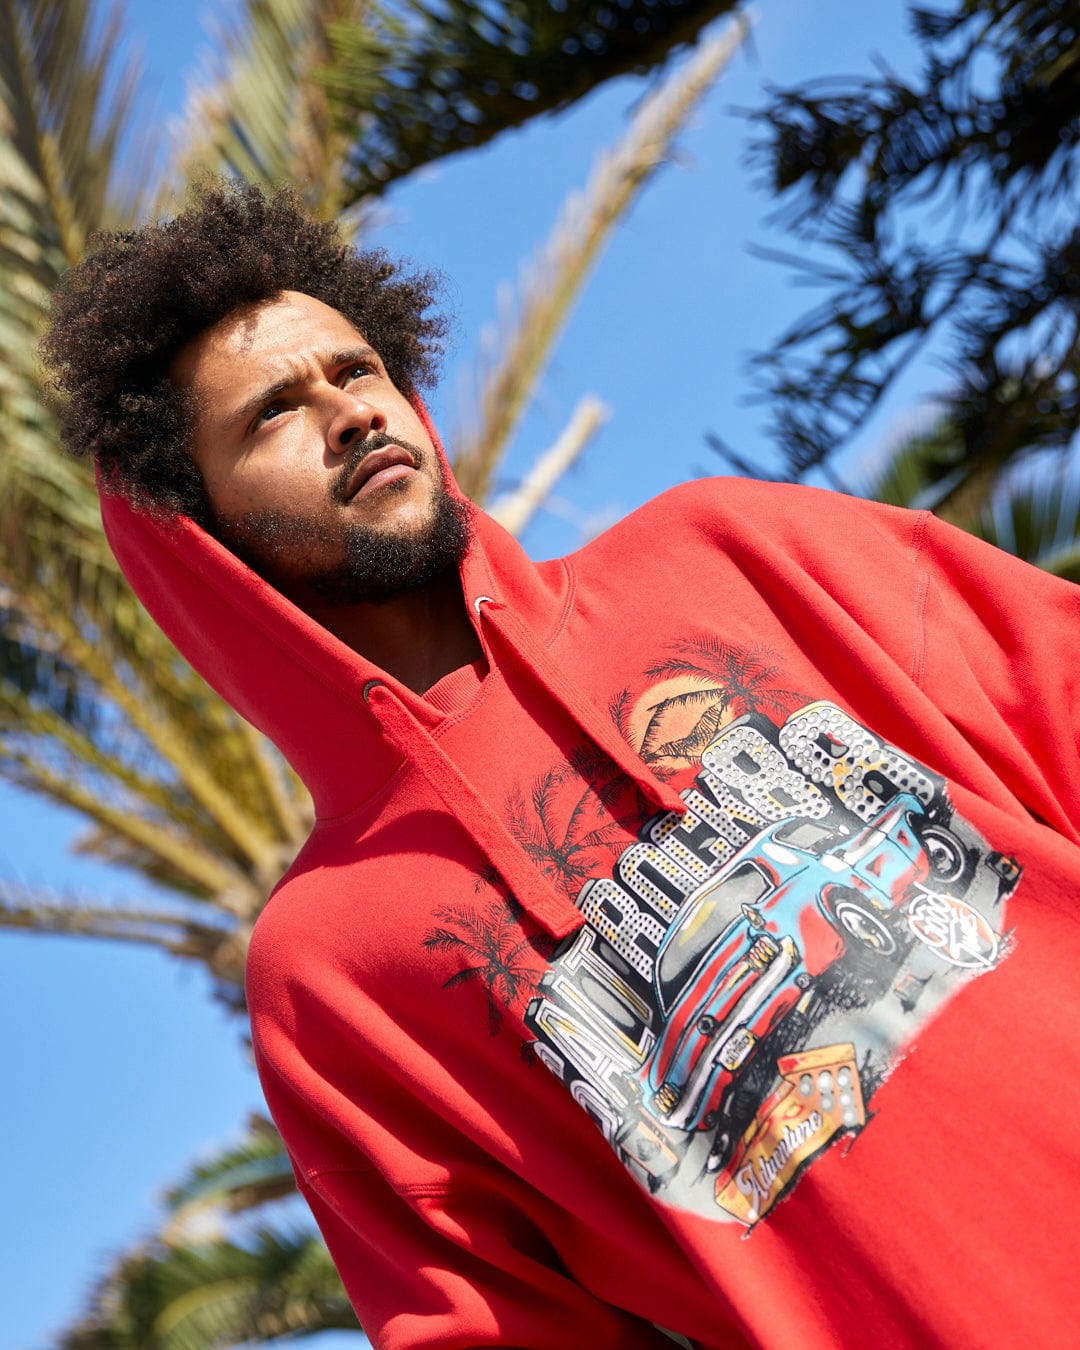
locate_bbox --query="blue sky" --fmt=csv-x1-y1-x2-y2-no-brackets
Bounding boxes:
3,3,923,1346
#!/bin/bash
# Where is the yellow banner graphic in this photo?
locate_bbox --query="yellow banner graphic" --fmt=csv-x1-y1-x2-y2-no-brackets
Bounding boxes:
714,1042,866,1225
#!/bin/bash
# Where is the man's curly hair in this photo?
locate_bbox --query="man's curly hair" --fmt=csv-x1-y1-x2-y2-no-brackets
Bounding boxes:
41,179,447,524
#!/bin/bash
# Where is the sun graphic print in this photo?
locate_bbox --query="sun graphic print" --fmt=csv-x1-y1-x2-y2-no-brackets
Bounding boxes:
612,635,807,777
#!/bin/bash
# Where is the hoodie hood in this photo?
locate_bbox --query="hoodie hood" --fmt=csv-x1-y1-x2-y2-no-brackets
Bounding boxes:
98,402,684,936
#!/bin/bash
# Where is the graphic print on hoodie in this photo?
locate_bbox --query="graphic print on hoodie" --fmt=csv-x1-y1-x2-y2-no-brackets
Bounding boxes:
429,638,1021,1228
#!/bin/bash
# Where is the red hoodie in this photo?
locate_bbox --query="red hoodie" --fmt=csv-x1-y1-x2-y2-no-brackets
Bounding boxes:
102,467,1080,1349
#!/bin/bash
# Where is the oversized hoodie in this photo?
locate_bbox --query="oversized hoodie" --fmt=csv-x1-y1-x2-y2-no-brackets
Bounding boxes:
101,456,1080,1350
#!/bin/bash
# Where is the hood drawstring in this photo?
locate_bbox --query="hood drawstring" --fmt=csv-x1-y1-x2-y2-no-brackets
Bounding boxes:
364,680,583,939
474,597,688,818
362,598,687,939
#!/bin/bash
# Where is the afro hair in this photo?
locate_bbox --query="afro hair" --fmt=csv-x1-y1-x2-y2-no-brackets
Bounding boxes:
40,179,447,523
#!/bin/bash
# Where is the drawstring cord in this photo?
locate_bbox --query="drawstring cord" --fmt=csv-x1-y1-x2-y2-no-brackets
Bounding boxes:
474,597,687,819
361,596,686,937
364,680,583,939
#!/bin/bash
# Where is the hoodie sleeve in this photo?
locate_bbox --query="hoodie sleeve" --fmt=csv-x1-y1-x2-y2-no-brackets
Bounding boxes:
298,1162,683,1350
910,508,1080,840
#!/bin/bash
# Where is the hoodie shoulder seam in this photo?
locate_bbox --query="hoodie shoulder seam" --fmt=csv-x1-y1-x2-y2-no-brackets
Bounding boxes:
552,556,576,643
908,508,931,690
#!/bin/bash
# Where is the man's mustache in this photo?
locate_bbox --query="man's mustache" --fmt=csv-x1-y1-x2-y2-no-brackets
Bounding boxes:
331,431,426,504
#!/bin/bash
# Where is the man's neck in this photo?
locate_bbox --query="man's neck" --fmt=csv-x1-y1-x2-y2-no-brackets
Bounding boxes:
299,570,485,695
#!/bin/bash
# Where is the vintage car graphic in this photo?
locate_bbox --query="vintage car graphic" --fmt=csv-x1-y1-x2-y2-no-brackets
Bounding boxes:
616,791,994,1180
523,701,1023,1220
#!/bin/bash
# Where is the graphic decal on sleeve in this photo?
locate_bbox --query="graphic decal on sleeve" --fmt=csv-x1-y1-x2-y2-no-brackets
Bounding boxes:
523,698,1021,1227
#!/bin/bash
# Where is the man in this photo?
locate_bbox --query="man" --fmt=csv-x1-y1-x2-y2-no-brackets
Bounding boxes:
45,181,1080,1348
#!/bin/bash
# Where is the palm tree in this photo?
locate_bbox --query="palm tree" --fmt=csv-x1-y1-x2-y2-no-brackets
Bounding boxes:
975,473,1080,584
60,1116,363,1346
423,872,556,1034
63,1231,360,1348
745,0,1080,488
0,0,747,1339
505,765,632,901
858,407,1080,583
612,634,805,773
1,0,746,991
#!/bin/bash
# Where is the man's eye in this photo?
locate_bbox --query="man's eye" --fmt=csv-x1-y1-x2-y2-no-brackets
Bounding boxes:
256,404,283,424
344,363,376,382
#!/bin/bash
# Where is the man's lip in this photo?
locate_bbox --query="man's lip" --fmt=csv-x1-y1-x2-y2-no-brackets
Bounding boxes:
342,445,418,501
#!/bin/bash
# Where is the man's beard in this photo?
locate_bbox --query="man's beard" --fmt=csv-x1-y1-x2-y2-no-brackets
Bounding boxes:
210,432,473,606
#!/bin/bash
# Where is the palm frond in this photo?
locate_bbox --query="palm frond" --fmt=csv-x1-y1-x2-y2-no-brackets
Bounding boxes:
163,1116,298,1238
564,742,628,814
647,630,738,673
576,820,630,851
330,0,745,203
609,688,634,742
429,902,489,942
451,17,747,503
61,1227,361,1348
0,409,308,918
0,748,249,897
0,875,236,962
978,467,1080,583
738,685,805,719
747,0,1080,479
0,0,142,268
442,964,487,990
559,783,595,855
645,684,730,714
421,926,470,953
505,783,547,855
530,769,561,842
656,700,725,760
169,0,369,227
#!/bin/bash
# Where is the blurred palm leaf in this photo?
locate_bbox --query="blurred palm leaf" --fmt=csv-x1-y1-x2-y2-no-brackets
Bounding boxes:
166,0,741,224
61,1115,363,1347
61,1229,361,1349
328,0,742,201
747,0,1080,483
978,470,1080,583
1,0,747,997
862,415,978,518
860,406,1080,585
0,0,136,265
170,0,369,226
0,0,311,1000
453,17,746,502
161,1116,298,1236
2,0,749,1339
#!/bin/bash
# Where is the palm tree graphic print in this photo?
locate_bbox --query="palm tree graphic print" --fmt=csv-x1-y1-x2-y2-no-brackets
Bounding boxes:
505,743,641,900
426,637,803,1031
614,635,805,773
422,872,555,1034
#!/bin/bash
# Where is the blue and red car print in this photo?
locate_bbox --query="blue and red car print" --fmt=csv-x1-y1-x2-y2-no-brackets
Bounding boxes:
523,701,1022,1219
616,792,999,1178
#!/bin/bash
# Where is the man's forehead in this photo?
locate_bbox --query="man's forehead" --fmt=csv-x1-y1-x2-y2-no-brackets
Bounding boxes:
172,290,372,390
212,290,364,353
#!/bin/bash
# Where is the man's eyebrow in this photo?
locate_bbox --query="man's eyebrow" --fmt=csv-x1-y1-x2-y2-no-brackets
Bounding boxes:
328,345,381,370
230,347,382,428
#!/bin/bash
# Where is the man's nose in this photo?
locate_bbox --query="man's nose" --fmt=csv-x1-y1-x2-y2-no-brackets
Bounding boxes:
326,389,387,453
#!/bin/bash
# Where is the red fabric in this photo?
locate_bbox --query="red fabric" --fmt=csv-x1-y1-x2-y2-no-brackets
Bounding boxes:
102,476,1080,1348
